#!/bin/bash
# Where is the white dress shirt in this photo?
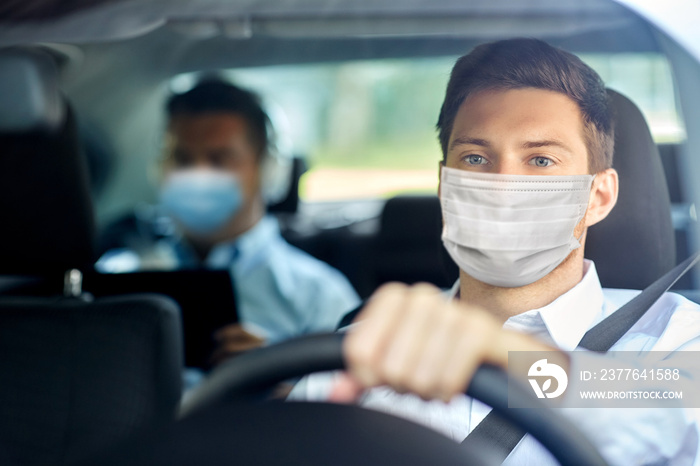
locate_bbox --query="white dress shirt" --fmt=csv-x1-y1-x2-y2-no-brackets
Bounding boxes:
289,260,700,465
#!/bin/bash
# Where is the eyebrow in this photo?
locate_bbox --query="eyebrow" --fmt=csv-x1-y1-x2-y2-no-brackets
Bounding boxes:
448,137,490,151
521,139,573,154
449,136,573,155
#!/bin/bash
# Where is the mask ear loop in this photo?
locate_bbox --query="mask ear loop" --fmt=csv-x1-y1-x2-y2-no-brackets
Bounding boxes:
575,173,598,244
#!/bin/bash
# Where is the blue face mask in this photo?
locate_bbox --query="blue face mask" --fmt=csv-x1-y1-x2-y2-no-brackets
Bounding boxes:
160,169,243,235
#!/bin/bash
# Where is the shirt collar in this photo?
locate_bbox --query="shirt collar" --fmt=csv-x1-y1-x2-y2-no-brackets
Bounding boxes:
205,216,279,269
449,259,605,351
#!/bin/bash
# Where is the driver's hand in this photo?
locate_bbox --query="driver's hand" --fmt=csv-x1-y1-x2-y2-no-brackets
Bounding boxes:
209,323,266,366
330,282,556,403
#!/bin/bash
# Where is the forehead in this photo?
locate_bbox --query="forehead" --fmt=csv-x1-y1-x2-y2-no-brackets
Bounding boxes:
168,112,252,146
450,87,587,150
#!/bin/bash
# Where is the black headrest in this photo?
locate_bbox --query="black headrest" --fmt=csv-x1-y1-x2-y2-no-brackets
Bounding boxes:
375,195,458,290
0,50,95,275
380,195,443,245
0,48,64,133
585,89,675,289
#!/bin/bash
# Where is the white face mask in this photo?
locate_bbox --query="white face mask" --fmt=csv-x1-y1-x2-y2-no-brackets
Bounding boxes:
440,166,595,288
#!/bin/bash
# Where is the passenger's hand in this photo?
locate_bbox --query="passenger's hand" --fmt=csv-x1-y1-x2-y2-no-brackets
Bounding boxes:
330,282,557,403
209,323,266,366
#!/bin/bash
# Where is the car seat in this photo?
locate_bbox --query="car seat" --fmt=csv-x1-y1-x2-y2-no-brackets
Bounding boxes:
370,194,458,294
0,47,183,466
585,88,676,289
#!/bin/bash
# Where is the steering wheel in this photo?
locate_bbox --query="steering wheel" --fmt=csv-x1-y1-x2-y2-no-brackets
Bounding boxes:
98,333,609,466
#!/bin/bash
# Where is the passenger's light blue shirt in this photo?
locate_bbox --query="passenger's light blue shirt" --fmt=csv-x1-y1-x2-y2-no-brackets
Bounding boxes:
97,215,361,343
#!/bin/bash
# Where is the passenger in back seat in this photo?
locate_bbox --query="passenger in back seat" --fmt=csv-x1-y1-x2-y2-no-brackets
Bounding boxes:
98,79,360,365
290,38,700,465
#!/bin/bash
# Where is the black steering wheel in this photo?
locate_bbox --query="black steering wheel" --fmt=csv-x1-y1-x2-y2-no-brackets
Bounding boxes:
98,333,608,466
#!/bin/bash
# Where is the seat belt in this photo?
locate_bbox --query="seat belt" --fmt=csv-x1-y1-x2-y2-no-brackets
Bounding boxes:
461,252,700,461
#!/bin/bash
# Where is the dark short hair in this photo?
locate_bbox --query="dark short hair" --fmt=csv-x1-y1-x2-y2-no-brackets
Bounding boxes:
437,38,614,173
166,78,269,161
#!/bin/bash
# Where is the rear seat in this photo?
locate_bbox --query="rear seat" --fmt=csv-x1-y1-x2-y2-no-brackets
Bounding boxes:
368,195,457,292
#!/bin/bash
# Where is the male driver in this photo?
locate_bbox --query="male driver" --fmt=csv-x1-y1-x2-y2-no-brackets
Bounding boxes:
99,79,360,363
290,39,700,464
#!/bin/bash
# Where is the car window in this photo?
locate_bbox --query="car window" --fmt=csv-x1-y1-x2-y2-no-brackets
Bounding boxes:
580,52,685,143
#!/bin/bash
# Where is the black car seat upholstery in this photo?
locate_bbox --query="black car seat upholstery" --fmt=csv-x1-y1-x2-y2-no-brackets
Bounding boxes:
585,89,676,289
0,294,182,465
0,48,94,277
0,48,183,465
368,195,458,294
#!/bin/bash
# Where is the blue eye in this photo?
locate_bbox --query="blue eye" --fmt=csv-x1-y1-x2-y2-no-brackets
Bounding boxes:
466,154,487,165
530,156,553,167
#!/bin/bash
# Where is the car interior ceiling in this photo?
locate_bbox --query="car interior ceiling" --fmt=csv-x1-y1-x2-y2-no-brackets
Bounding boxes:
0,0,645,43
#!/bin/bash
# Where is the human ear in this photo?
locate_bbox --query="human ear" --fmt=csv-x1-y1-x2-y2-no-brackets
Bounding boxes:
584,168,619,227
